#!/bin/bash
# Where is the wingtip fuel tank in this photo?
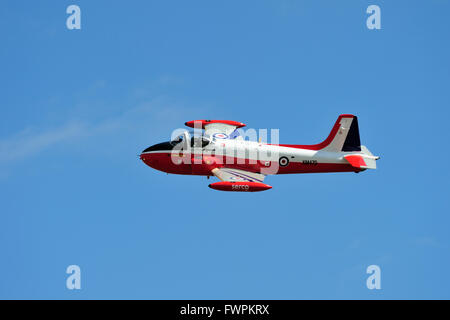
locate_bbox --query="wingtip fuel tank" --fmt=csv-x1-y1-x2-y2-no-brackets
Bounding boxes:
208,181,272,192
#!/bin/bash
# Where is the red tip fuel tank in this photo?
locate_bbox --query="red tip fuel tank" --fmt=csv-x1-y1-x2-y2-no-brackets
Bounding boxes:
208,181,272,192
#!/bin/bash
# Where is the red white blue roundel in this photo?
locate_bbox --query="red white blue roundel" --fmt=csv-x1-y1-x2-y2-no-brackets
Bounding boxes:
213,133,229,139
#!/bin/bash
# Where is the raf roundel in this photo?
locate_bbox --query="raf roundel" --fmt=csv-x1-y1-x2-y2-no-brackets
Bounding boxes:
279,156,289,167
213,133,229,139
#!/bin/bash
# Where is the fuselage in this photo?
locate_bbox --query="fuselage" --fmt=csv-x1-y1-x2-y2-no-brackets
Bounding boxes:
140,137,362,176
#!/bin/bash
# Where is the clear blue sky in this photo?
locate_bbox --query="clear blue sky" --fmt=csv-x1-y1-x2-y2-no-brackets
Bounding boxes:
1,0,449,299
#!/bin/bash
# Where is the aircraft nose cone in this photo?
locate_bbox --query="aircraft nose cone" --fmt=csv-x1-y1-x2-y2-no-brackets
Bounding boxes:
140,151,157,168
140,141,173,168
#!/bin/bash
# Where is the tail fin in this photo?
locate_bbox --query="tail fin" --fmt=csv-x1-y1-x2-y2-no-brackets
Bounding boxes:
322,114,361,152
283,114,379,169
280,114,366,152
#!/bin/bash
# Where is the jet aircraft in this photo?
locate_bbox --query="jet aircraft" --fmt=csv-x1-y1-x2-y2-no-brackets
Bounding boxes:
140,115,379,192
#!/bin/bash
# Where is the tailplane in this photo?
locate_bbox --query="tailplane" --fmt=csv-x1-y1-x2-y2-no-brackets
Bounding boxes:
344,146,379,170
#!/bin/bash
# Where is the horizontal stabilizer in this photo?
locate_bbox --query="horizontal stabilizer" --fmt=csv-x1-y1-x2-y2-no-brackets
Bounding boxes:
345,155,367,169
344,148,378,170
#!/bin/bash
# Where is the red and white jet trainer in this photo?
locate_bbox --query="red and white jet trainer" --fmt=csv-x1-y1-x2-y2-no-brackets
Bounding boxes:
140,114,379,192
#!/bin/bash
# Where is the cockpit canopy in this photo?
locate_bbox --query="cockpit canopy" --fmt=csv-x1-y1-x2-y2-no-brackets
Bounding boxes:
170,131,212,148
170,135,184,146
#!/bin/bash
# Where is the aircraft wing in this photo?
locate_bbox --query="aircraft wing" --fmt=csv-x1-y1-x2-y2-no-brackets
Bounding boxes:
185,120,246,138
211,168,266,183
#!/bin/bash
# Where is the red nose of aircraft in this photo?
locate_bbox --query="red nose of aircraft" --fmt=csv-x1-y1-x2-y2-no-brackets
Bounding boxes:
140,141,173,170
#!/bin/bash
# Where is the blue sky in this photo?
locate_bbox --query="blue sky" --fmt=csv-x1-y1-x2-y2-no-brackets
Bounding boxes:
1,0,449,299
